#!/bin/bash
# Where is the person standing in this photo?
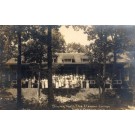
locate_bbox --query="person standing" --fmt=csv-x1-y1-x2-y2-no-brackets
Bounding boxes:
55,79,59,88
80,79,83,89
65,79,69,88
86,80,89,89
31,78,35,88
25,78,28,88
45,79,48,88
58,78,61,88
28,78,32,88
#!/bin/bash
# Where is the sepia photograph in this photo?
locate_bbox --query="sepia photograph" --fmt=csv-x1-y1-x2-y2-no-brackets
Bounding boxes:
1,1,135,135
0,25,135,110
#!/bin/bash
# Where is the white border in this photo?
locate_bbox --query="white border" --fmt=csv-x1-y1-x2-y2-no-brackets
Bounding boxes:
0,0,135,25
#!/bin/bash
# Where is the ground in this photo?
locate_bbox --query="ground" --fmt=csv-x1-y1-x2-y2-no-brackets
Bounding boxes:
0,88,134,110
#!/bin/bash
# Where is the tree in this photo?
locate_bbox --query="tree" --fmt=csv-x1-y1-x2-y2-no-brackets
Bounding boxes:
14,25,36,109
24,26,48,98
65,42,87,53
23,25,65,108
47,26,54,108
16,26,23,109
0,26,9,87
0,26,17,81
88,26,112,103
0,26,21,93
0,25,65,109
106,26,135,80
81,25,135,103
13,26,30,109
0,25,28,109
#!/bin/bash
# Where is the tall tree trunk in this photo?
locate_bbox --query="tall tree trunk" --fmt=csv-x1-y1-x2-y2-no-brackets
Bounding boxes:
0,50,2,87
98,85,102,107
37,64,41,98
102,60,106,104
100,27,106,104
17,30,22,109
47,26,54,109
113,49,117,79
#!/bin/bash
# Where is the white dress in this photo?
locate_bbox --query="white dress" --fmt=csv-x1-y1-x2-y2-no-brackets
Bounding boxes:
28,79,31,88
55,81,59,88
58,79,62,88
86,80,89,89
65,79,69,88
80,80,83,89
41,79,44,88
45,79,48,88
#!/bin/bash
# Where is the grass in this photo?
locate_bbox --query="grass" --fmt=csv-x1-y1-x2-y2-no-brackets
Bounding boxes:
0,88,134,110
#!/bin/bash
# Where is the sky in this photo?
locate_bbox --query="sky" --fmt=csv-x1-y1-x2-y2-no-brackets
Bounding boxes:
59,26,90,45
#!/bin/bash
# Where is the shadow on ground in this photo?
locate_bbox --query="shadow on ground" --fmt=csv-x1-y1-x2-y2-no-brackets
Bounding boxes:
0,88,134,110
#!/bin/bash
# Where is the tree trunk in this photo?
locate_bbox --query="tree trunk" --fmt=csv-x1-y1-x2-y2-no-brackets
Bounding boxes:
113,50,117,79
37,69,41,98
17,30,22,109
101,61,106,104
98,86,102,107
101,28,106,104
47,26,54,109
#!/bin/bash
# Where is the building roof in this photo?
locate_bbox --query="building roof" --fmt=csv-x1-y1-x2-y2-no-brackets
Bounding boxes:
56,53,87,63
56,52,132,64
6,52,134,65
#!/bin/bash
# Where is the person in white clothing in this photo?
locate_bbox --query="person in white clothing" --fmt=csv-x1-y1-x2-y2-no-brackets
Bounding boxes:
80,79,83,89
28,78,32,88
86,80,89,89
82,74,85,80
58,79,61,88
41,79,44,89
44,79,48,88
65,79,69,88
31,78,35,88
55,79,59,88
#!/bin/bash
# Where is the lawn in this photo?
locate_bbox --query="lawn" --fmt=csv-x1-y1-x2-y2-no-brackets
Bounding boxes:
0,88,134,110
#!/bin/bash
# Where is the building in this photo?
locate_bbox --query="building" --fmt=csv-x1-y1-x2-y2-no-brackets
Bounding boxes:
2,52,135,88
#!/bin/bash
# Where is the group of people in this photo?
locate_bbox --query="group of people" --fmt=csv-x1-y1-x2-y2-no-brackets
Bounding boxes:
21,77,38,88
52,74,86,88
21,74,94,89
21,77,49,88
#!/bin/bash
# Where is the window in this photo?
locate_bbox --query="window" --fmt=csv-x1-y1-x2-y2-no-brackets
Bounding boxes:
64,59,72,62
113,80,122,84
72,59,75,63
89,80,96,84
81,59,89,62
63,59,75,63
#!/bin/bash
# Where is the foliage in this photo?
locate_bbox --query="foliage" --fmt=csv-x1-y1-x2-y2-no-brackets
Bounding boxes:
65,42,87,53
73,25,135,102
24,25,66,63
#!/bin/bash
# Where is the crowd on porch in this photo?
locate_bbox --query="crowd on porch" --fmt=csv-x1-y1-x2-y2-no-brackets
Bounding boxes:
20,74,98,89
18,74,121,89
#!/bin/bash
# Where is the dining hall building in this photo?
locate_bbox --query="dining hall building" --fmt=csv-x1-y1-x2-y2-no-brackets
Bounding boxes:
2,52,135,89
